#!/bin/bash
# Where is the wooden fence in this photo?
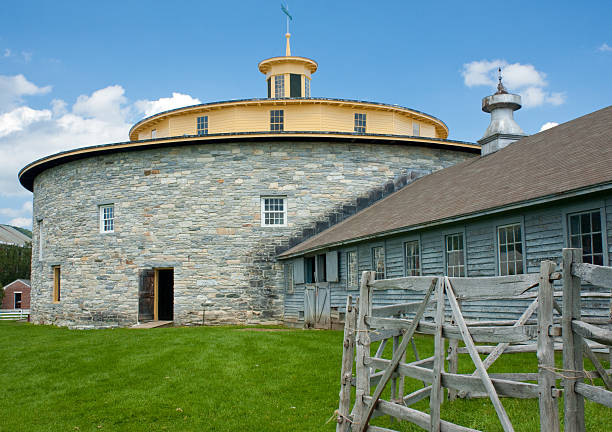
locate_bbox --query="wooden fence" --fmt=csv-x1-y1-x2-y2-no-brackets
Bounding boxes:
336,249,612,431
0,309,30,321
562,248,612,431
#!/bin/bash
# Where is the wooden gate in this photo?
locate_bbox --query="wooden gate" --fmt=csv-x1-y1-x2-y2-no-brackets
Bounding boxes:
138,269,155,322
304,285,331,328
336,266,562,432
336,257,612,431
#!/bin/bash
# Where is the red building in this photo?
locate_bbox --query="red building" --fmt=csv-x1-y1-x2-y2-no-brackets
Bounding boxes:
2,279,31,310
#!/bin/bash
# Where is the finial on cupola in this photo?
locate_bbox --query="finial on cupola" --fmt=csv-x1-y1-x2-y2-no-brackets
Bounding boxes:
478,67,526,156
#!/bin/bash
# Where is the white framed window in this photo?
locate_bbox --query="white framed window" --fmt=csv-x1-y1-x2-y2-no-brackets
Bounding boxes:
568,210,604,265
274,75,285,98
260,197,287,227
151,129,157,139
354,113,366,133
347,251,358,289
270,110,284,131
372,246,385,280
412,122,420,136
404,240,421,276
445,233,465,276
304,77,310,98
197,116,208,135
497,223,524,275
14,292,22,309
99,204,114,233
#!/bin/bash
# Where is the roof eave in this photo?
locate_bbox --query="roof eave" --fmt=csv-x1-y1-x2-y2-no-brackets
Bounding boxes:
277,181,612,259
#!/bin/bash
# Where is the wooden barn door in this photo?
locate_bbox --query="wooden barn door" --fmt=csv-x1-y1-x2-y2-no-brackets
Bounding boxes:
138,269,155,322
304,287,316,328
315,286,331,329
304,286,331,329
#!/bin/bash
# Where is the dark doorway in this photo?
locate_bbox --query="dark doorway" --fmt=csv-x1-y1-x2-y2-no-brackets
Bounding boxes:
156,268,174,321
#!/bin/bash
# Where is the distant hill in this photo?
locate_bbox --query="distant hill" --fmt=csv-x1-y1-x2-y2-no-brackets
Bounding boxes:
11,226,32,238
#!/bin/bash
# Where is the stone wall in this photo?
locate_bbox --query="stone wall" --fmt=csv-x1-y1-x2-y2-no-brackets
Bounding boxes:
30,139,474,328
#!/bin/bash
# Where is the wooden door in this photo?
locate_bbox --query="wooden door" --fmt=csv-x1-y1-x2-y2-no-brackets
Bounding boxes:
304,286,316,328
315,286,331,329
138,269,155,322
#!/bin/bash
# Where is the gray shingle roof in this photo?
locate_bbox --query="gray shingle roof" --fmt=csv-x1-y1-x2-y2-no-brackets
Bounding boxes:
0,225,32,247
279,105,612,257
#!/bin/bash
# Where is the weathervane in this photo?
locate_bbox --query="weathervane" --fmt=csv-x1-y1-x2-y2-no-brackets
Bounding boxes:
281,3,293,56
496,66,507,94
281,3,293,34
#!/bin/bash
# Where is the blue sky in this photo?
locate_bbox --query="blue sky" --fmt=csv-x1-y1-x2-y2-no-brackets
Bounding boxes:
1,1,611,228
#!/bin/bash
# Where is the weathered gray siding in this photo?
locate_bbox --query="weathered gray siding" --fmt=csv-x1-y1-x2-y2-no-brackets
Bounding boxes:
284,192,612,326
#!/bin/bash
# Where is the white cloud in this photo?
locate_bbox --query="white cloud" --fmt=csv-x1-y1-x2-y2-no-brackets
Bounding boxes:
22,52,32,62
73,85,128,123
3,49,11,57
0,74,51,110
0,106,52,137
135,92,201,117
539,122,559,132
9,217,31,228
461,60,565,108
0,74,201,202
598,43,612,52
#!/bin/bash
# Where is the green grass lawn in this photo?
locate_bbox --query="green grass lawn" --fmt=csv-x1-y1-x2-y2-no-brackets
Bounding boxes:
0,322,610,431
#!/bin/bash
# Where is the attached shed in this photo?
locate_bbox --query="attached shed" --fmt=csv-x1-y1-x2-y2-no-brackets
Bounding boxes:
278,105,612,328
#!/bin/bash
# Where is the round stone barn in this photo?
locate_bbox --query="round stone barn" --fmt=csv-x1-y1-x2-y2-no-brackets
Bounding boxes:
20,36,479,328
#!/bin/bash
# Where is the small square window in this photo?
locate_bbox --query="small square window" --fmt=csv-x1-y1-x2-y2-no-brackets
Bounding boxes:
197,116,208,136
354,113,366,133
404,240,421,276
261,197,287,226
304,77,311,98
568,210,604,265
413,122,420,136
445,233,465,276
151,129,157,139
347,251,358,289
270,110,284,131
372,246,385,280
100,204,114,233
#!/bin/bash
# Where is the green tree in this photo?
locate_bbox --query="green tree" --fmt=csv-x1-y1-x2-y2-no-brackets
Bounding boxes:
0,244,32,298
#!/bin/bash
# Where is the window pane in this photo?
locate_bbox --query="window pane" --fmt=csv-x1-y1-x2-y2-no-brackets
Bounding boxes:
582,235,591,254
593,255,604,266
593,233,603,254
570,215,580,234
581,213,591,233
591,212,601,232
570,235,581,248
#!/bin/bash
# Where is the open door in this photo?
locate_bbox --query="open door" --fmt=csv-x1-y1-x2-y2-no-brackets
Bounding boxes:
155,268,174,321
139,269,155,322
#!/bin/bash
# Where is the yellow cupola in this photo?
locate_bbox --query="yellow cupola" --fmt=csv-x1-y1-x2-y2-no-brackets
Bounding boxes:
258,33,317,98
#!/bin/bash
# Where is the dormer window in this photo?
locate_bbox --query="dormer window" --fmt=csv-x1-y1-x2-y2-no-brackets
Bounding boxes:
274,75,285,98
304,77,310,98
412,123,420,136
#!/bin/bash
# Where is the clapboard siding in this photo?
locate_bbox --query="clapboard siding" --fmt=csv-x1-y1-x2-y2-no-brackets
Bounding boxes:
385,236,405,279
283,192,612,325
466,220,496,277
524,208,564,272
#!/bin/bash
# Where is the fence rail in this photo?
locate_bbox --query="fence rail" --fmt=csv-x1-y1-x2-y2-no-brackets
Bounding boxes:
336,249,612,432
0,309,30,321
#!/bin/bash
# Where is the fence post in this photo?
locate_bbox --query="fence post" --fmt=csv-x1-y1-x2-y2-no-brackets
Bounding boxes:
337,295,356,432
353,271,374,427
430,277,445,432
448,299,460,401
538,260,560,431
562,248,585,432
